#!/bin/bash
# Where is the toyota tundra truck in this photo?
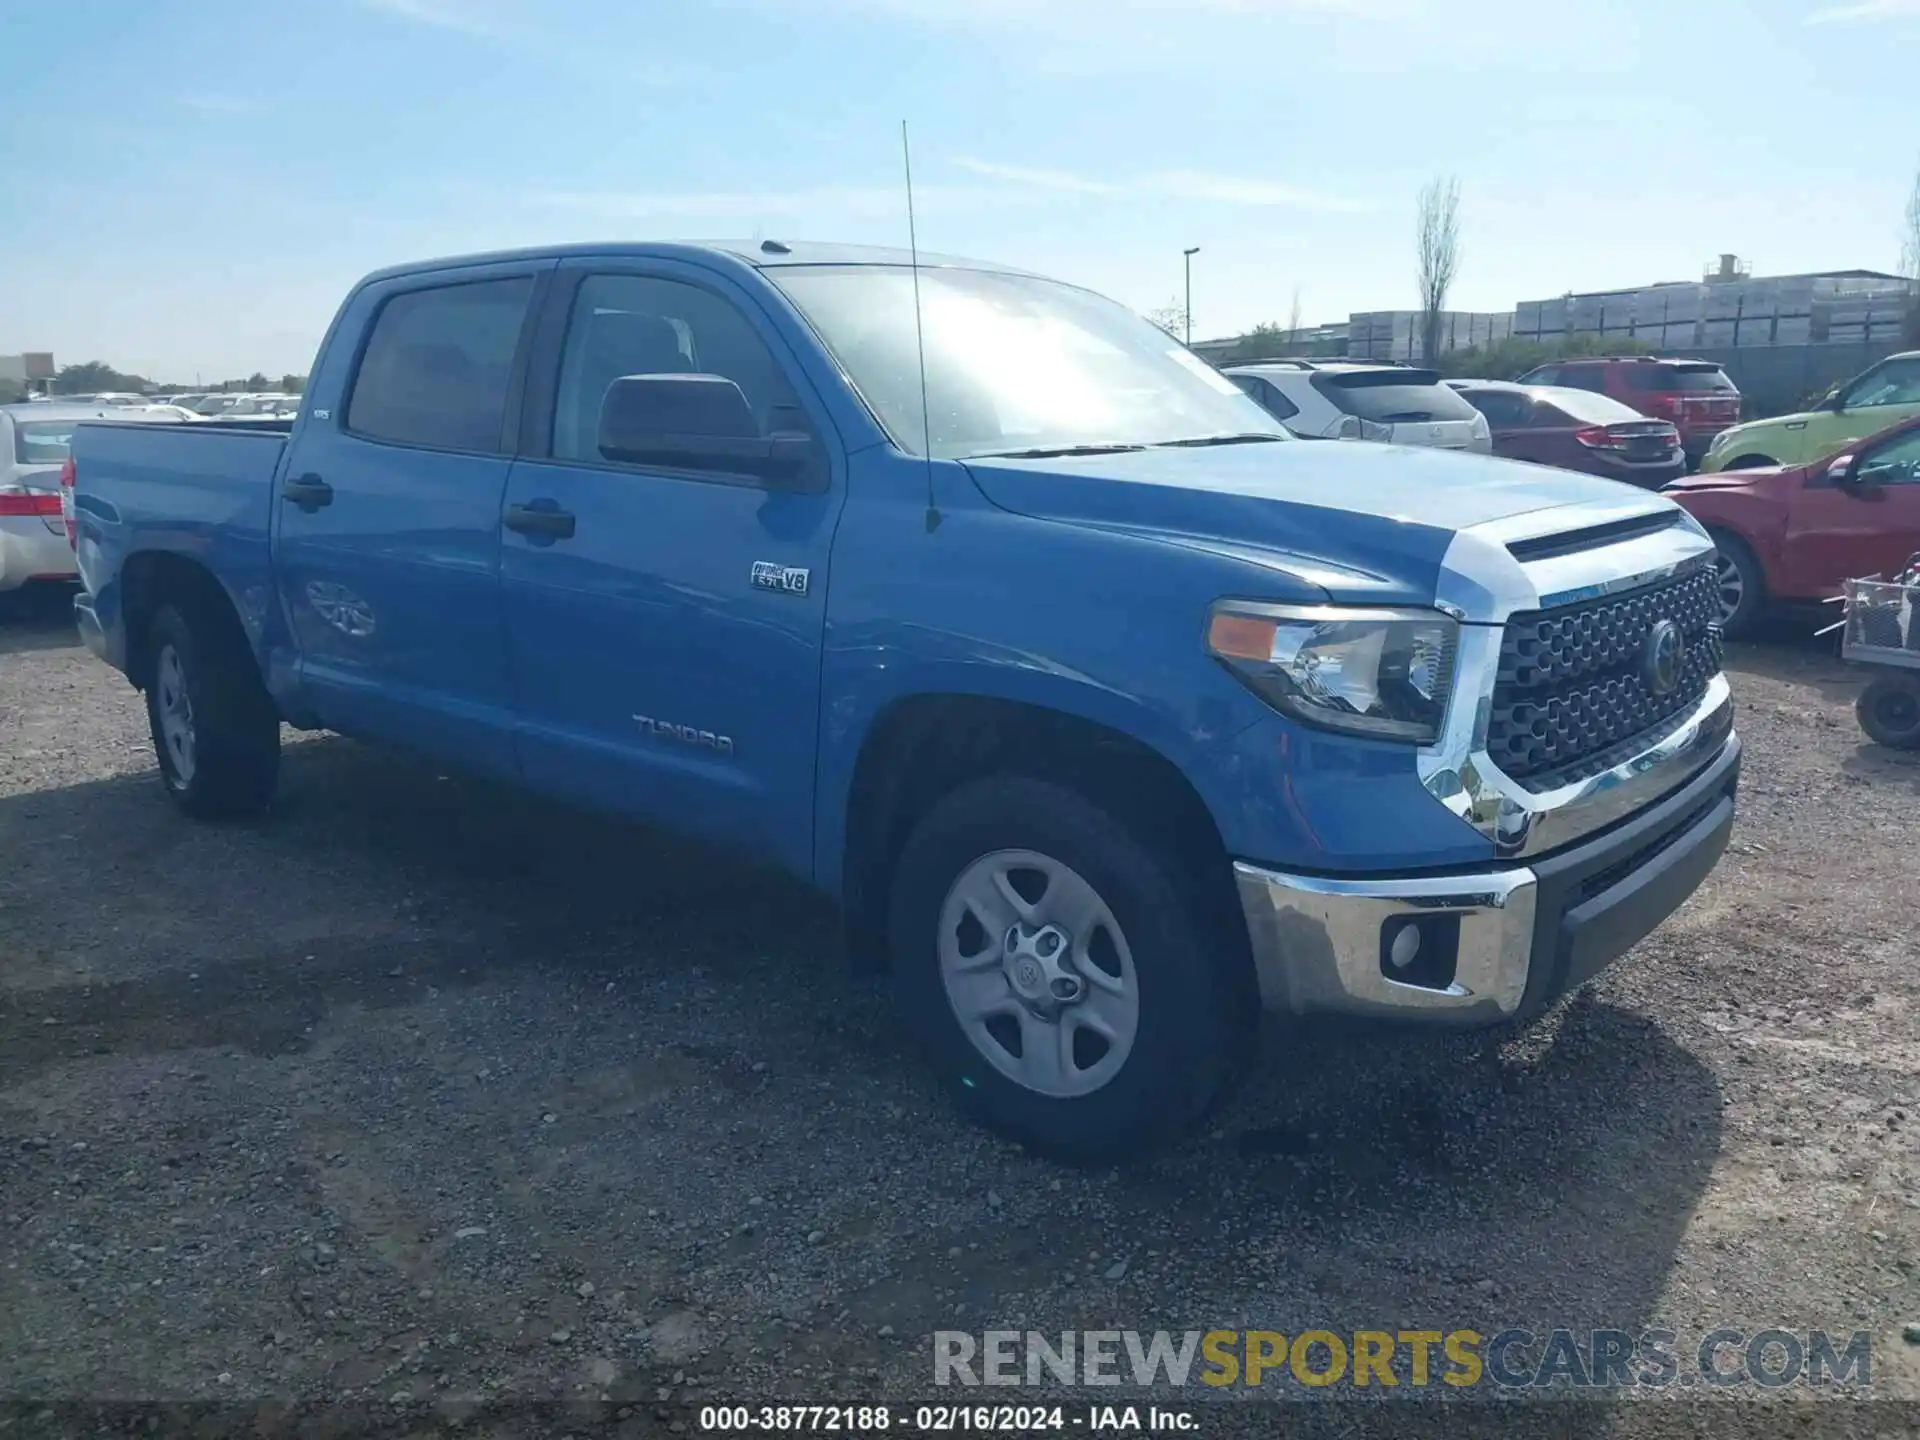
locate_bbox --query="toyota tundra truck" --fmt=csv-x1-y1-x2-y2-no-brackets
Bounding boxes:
65,242,1740,1159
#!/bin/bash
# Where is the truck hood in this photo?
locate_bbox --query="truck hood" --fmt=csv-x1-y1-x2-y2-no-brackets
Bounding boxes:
962,441,1661,605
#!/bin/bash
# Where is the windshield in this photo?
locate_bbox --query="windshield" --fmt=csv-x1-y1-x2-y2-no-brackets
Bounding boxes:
1310,369,1481,423
13,420,78,466
767,264,1286,459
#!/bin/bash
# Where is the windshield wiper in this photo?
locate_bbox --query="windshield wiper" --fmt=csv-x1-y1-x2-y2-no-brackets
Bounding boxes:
967,443,1149,460
1153,433,1290,448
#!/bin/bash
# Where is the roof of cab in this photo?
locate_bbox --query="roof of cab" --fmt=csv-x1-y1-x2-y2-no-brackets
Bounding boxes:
357,239,1039,288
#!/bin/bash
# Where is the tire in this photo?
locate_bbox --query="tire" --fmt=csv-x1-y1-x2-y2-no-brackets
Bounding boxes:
1721,455,1778,471
144,602,280,818
1856,675,1920,750
1707,531,1766,639
887,776,1250,1163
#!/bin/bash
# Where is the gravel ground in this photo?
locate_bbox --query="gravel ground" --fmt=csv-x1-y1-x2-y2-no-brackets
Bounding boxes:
1,586,1916,1437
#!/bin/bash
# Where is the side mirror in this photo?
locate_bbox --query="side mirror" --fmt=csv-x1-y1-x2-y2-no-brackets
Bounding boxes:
1827,453,1867,490
1823,387,1847,413
597,374,817,486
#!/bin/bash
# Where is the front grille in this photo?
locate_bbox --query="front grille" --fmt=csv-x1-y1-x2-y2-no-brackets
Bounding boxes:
1488,565,1723,788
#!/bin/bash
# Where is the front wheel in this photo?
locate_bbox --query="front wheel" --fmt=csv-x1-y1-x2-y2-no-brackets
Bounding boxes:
887,777,1250,1162
1857,674,1920,750
1708,531,1766,639
1720,454,1778,471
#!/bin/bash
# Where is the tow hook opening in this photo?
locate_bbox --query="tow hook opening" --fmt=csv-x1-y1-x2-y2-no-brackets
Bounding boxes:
1379,914,1461,991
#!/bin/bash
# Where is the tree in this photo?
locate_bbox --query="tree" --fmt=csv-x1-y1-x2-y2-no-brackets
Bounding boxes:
53,360,148,395
245,372,270,391
280,374,308,394
1146,300,1190,342
1416,175,1463,365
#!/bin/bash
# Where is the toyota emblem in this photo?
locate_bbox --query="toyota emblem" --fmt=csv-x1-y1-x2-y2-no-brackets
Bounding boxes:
1642,619,1682,696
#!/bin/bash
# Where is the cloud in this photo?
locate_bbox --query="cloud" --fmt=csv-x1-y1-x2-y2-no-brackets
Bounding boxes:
1805,0,1920,19
952,158,1118,195
177,94,257,114
956,157,1363,211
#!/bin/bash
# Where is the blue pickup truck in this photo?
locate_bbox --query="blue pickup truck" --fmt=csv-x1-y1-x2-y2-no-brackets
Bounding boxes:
65,242,1739,1159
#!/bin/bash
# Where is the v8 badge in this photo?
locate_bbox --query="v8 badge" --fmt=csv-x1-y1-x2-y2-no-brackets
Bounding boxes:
751,561,810,596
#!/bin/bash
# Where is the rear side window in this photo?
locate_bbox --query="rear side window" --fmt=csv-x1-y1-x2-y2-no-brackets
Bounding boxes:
346,277,535,453
1629,364,1736,395
13,421,78,465
1310,370,1480,422
1458,390,1531,427
1229,374,1300,422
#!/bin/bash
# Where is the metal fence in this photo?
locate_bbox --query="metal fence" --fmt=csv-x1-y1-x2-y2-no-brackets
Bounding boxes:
1689,341,1906,418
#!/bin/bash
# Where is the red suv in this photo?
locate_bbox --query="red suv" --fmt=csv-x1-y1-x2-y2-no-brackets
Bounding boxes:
1516,357,1741,465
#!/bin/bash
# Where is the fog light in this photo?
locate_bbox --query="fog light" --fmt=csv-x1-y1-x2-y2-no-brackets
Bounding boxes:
1379,914,1461,991
1387,925,1421,970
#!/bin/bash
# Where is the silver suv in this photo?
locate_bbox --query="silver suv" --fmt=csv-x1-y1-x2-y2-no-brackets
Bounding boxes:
1226,359,1492,453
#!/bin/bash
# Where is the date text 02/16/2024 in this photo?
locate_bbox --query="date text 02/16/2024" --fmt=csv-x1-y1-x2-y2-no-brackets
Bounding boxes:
696,1405,1194,1433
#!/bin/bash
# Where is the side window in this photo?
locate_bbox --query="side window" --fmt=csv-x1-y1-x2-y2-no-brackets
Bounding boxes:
1560,367,1606,393
1859,429,1920,485
1522,365,1559,386
1842,358,1920,410
552,274,806,465
1465,391,1530,428
1231,375,1298,422
346,277,534,453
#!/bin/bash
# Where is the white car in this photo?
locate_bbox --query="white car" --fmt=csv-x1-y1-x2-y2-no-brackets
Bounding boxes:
1223,360,1492,454
0,404,184,596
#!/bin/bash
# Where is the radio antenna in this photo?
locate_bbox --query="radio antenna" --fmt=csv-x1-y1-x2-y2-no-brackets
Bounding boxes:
902,120,940,532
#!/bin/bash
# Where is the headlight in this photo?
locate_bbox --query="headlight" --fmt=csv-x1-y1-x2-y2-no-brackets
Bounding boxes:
1207,602,1457,743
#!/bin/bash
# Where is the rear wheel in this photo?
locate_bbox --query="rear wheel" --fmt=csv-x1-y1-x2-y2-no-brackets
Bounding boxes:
1857,675,1920,750
887,776,1249,1162
1721,454,1778,471
1707,531,1765,639
144,603,280,818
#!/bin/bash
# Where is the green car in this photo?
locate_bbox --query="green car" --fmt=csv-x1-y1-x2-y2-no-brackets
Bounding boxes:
1700,350,1920,473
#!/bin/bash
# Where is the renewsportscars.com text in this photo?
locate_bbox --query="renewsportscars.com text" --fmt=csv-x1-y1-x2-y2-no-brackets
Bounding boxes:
933,1328,1874,1391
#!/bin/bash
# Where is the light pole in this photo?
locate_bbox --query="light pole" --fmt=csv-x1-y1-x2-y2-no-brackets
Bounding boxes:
1182,247,1200,346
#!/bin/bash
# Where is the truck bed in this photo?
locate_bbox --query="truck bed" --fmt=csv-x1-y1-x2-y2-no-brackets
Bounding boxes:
70,419,290,675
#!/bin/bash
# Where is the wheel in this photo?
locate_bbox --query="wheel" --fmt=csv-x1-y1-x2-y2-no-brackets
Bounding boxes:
1721,455,1778,471
887,776,1250,1163
1707,531,1766,639
144,602,280,818
1856,674,1920,750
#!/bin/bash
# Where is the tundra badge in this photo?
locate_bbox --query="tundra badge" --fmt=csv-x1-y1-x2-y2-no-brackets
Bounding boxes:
752,561,810,596
633,715,735,756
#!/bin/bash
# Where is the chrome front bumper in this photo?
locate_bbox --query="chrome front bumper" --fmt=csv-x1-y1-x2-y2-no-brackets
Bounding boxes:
1237,715,1740,1024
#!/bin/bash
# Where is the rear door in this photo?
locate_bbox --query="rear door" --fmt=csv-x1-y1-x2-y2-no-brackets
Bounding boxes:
498,258,844,878
273,260,549,776
1457,388,1537,461
1777,427,1920,596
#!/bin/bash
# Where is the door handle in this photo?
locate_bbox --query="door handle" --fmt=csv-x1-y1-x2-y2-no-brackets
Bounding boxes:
280,473,333,510
504,501,576,540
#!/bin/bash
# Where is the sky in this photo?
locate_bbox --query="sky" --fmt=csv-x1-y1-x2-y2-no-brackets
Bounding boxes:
4,0,1918,381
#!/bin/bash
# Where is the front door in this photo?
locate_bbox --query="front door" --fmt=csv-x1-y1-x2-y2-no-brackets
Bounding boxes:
1777,427,1920,596
499,261,844,878
274,262,547,775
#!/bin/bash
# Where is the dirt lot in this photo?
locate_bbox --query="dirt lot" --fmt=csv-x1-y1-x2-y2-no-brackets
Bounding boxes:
1,588,1916,1436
